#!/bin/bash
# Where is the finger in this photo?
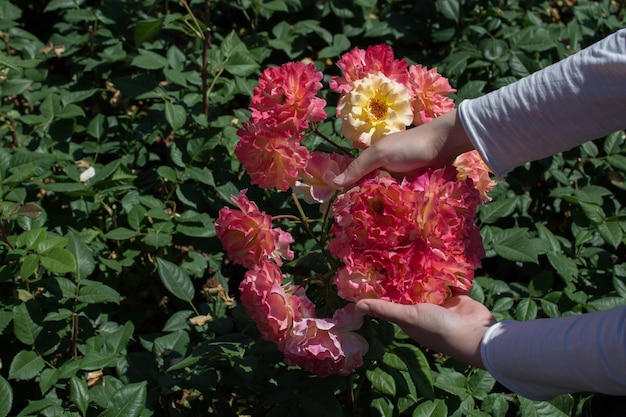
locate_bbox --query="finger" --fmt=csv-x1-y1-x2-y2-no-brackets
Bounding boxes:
332,146,384,187
356,299,420,327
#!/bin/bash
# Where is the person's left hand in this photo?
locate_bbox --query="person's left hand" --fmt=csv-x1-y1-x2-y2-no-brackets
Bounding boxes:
356,295,496,368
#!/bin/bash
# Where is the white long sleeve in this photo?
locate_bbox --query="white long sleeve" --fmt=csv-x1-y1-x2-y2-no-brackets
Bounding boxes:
480,307,626,401
458,29,626,178
459,29,626,400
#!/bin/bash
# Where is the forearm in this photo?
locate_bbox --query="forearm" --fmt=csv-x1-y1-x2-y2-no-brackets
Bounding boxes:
459,29,626,178
481,306,626,401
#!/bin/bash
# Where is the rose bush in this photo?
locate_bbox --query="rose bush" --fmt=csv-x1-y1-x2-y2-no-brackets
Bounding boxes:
216,44,494,376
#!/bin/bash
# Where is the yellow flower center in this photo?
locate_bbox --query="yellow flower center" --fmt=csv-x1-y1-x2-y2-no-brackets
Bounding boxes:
368,99,388,120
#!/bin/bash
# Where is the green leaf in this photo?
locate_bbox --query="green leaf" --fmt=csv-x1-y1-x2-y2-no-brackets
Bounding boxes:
98,381,147,417
434,368,469,398
67,232,96,280
509,27,556,52
13,302,42,345
366,367,396,396
87,113,106,139
16,228,47,250
224,51,259,77
370,396,394,417
162,310,193,332
78,281,121,304
20,254,39,279
44,0,83,12
134,19,162,46
104,227,138,240
153,329,190,357
598,219,622,249
578,201,605,223
515,298,538,321
492,228,541,263
14,397,62,416
9,350,45,381
613,264,626,298
437,0,460,22
413,399,448,417
70,376,90,415
394,346,434,399
143,230,173,247
40,248,77,274
0,375,13,417
131,49,168,70
165,102,187,131
467,370,496,399
518,397,570,417
80,351,118,371
39,368,60,394
104,321,134,354
478,198,517,224
606,154,626,171
220,30,244,55
37,237,69,254
547,252,578,283
156,257,195,302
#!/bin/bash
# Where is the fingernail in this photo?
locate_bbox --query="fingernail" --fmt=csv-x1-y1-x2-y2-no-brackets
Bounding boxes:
355,301,370,314
333,173,346,185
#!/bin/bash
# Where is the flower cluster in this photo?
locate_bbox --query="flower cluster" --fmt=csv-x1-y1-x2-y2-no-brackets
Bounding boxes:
216,192,369,377
329,167,485,305
217,44,495,377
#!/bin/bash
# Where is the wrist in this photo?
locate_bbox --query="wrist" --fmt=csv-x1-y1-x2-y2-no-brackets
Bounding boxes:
434,109,474,164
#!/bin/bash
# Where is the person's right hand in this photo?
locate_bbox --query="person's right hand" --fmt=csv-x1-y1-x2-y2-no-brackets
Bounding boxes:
356,295,496,368
333,109,474,188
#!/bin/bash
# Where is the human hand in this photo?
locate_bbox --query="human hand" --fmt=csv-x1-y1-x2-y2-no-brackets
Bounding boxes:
333,109,474,187
356,295,496,368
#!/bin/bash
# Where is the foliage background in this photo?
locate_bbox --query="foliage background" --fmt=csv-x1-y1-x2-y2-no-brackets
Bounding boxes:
0,0,625,416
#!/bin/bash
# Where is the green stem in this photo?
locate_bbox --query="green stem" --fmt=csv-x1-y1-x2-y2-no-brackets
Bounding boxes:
312,126,352,155
179,0,205,39
188,300,200,316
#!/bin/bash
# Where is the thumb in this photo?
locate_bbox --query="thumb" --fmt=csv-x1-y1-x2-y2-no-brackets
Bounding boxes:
356,299,416,326
333,148,382,187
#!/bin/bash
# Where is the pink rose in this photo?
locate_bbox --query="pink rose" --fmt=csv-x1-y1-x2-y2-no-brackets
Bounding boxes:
329,167,484,305
453,150,496,202
330,44,409,94
292,151,353,205
408,64,456,125
235,122,309,191
283,305,369,376
239,261,295,345
215,190,294,268
250,61,326,132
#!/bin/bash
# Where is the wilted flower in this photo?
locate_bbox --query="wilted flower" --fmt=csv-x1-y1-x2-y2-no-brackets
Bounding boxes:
79,166,96,182
408,64,456,125
337,72,413,148
215,190,294,268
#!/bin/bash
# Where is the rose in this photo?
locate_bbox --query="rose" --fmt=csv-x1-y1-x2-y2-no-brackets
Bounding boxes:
329,167,484,305
215,190,294,268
